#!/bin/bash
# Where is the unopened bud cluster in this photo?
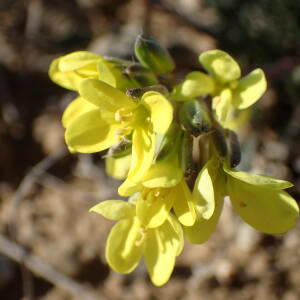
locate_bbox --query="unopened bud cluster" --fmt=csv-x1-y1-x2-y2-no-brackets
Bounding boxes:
49,34,299,286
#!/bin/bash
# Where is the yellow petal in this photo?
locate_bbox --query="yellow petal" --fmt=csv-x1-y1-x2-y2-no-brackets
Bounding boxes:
58,51,102,71
167,214,184,256
142,91,173,134
172,180,197,226
49,57,85,90
79,79,133,112
199,49,241,83
105,155,131,180
65,109,118,153
97,60,117,87
144,219,180,286
181,71,215,98
214,88,232,123
127,125,156,182
228,177,299,234
90,200,135,220
233,68,267,109
171,83,194,102
193,159,218,220
136,190,173,228
223,164,293,189
185,173,225,244
118,179,143,197
62,97,97,128
106,217,143,273
141,158,183,188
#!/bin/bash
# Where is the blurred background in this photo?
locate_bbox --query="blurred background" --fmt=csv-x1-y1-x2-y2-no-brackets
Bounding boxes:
1,0,300,299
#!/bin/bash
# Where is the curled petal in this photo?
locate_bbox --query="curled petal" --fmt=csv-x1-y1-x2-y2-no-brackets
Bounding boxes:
193,159,218,220
58,51,102,72
106,218,143,273
142,91,173,134
62,97,97,128
118,179,143,197
49,58,87,91
65,109,118,153
127,125,156,183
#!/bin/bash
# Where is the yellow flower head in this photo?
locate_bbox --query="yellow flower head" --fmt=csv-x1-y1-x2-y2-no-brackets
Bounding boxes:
90,200,183,286
49,51,138,91
64,79,173,182
175,49,267,126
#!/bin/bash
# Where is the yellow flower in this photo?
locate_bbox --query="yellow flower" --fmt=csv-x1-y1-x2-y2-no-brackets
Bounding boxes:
64,79,173,182
90,200,183,286
134,179,197,228
176,50,267,126
185,158,299,244
49,51,135,91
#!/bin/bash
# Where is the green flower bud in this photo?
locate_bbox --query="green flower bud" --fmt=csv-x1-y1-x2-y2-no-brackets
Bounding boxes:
156,123,182,161
180,132,197,180
107,139,132,159
179,100,212,137
125,63,158,87
211,124,227,158
226,129,241,168
134,34,175,74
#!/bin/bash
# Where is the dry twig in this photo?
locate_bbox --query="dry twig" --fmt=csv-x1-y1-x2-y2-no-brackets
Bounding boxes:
0,235,106,300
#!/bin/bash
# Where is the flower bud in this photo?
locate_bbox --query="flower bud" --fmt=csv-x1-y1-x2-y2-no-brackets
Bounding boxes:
180,132,197,180
226,129,241,168
107,139,132,158
134,34,175,74
156,123,182,161
179,100,212,137
125,63,158,87
211,124,227,158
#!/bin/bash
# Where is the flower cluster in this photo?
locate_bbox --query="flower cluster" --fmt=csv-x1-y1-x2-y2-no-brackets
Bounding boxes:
49,35,299,286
